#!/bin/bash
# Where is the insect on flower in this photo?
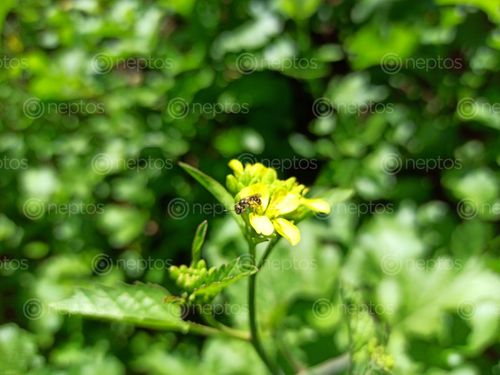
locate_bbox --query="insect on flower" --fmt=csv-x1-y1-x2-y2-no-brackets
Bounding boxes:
234,194,262,214
226,159,332,245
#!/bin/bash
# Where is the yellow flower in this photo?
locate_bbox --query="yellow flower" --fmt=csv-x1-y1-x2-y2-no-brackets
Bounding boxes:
227,159,330,246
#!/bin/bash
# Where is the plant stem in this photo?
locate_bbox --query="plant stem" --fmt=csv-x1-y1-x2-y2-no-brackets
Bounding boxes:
248,241,283,374
201,311,251,341
187,321,249,341
186,322,224,337
257,237,279,269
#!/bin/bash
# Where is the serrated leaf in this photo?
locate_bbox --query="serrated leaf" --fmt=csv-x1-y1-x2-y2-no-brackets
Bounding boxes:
50,283,190,332
189,258,257,302
179,162,245,232
191,220,208,264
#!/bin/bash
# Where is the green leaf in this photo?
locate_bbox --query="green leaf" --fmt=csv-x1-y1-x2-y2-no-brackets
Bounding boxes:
278,0,322,21
345,24,418,70
189,258,257,301
170,258,257,302
436,0,500,23
158,0,195,17
179,162,245,232
50,282,191,332
0,324,42,374
191,220,208,264
376,258,500,349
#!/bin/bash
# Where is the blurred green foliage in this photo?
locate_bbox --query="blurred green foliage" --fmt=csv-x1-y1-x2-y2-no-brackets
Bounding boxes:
0,0,499,374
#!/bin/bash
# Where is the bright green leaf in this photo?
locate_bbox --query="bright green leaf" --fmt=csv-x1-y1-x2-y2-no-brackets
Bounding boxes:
50,283,190,332
189,258,257,302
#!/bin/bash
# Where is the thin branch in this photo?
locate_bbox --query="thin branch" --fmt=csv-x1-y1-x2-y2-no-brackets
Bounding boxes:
187,321,249,341
201,311,251,341
257,237,279,269
186,322,225,337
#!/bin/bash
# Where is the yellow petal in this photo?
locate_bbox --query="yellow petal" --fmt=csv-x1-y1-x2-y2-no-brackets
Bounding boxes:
249,213,274,236
302,198,331,214
248,163,267,175
267,191,300,216
228,159,244,176
273,218,300,246
262,168,277,184
285,177,296,187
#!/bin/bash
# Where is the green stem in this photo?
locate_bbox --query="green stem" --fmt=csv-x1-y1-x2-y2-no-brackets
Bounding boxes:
248,241,283,374
187,321,249,341
201,311,251,341
257,237,279,269
186,322,224,337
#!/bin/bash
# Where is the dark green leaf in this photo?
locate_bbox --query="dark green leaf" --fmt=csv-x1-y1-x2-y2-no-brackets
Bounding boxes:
191,220,208,264
179,162,245,232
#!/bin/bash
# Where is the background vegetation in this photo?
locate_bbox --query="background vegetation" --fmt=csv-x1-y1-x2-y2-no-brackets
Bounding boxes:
0,0,499,374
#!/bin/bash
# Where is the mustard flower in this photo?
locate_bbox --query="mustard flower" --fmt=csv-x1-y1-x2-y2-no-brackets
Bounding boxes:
226,159,330,246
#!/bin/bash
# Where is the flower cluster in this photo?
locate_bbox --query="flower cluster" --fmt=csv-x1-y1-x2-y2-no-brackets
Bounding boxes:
226,159,330,246
169,260,214,292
